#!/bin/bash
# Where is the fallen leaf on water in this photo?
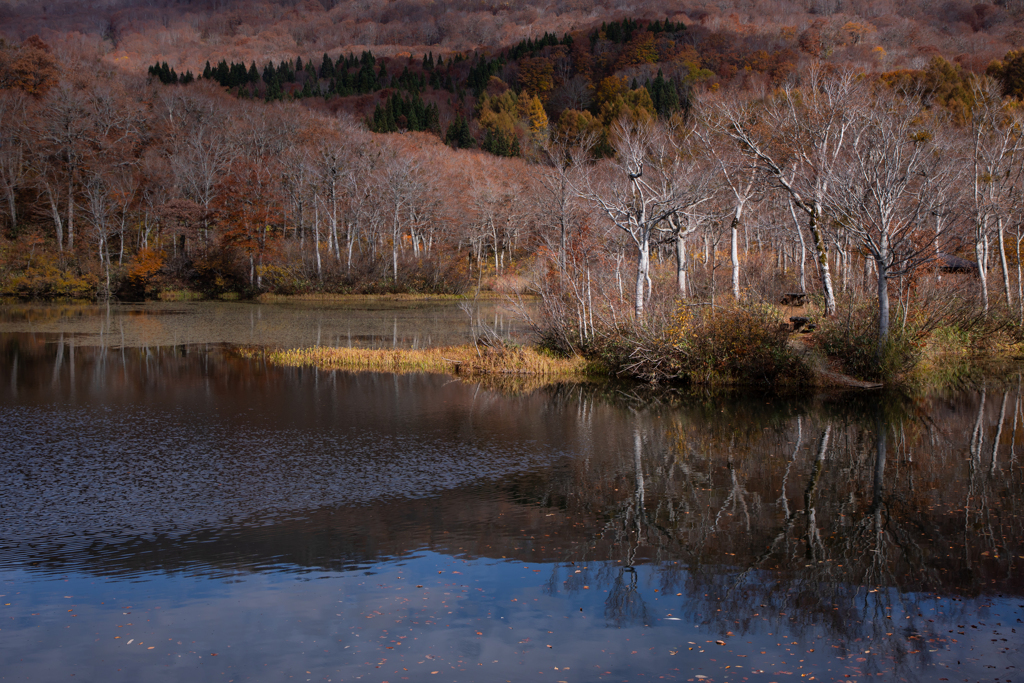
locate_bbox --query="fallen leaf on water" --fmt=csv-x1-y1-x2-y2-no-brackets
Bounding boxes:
147,647,155,650
716,640,726,645
126,639,133,645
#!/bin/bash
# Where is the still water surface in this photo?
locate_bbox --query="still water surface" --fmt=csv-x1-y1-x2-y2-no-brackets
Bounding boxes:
0,302,1022,683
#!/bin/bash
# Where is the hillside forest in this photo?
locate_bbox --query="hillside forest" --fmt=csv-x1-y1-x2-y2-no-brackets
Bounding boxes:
6,0,1024,382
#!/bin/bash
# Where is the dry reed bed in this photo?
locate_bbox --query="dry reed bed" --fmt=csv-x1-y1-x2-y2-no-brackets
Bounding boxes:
239,344,594,382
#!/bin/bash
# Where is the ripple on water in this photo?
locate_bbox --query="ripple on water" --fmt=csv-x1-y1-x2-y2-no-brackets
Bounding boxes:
0,402,561,578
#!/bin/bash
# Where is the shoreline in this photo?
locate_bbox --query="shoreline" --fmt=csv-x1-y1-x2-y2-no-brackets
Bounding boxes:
241,338,1024,395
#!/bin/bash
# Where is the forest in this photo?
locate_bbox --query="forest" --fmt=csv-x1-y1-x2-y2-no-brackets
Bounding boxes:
5,0,1024,384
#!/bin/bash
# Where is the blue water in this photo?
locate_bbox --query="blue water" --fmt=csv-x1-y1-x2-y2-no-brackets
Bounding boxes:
1,312,1023,682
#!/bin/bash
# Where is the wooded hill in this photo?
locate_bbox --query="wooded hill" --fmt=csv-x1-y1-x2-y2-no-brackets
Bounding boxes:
5,1,1024,383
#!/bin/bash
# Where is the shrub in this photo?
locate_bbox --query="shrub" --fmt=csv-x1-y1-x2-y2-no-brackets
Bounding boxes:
0,255,97,300
591,302,812,387
815,302,922,382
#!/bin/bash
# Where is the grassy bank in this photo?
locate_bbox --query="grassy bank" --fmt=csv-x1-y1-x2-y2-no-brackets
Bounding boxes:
535,295,1024,390
228,292,1024,393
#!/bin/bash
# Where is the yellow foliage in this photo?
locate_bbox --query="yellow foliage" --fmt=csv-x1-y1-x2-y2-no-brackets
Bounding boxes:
599,88,655,126
523,94,549,142
1,255,97,299
594,76,628,110
553,109,603,144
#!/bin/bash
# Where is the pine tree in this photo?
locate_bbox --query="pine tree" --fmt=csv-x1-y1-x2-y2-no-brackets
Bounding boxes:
319,53,334,80
483,128,513,156
296,56,304,72
425,103,440,133
202,61,212,79
248,62,259,83
215,60,229,85
265,72,283,101
445,115,475,148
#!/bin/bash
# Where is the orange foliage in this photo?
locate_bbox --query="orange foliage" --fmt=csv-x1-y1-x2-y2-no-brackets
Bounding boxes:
0,36,58,95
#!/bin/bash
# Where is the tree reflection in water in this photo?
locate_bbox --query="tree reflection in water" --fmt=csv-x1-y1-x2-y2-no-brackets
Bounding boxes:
540,381,1024,667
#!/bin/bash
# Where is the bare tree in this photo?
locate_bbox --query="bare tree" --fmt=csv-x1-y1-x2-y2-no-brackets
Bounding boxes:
573,119,709,317
713,69,864,316
34,82,97,254
822,92,949,355
379,149,426,281
0,90,29,234
697,124,760,300
963,79,1024,312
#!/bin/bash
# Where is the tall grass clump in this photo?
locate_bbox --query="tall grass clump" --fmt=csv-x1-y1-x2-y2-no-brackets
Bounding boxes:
239,342,596,381
588,302,812,387
816,287,1024,384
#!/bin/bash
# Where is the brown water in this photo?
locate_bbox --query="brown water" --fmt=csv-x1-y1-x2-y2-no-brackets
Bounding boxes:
0,303,1022,683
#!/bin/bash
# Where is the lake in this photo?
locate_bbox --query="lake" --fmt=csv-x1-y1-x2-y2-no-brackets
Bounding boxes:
0,301,1022,683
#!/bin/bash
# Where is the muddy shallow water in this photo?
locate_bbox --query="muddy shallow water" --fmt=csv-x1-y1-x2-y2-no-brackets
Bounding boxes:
0,302,1021,683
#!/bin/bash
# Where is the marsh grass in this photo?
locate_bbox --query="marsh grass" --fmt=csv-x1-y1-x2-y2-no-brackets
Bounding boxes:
254,292,507,304
158,289,205,302
240,343,598,386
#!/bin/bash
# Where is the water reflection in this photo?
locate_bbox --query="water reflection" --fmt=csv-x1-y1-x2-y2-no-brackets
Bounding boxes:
1,331,1022,682
0,299,528,349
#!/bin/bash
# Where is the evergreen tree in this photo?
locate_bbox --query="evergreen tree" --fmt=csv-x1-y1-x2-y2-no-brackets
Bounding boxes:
248,62,259,83
376,60,389,89
645,70,680,117
215,60,229,85
445,115,475,148
407,104,421,131
483,128,515,156
320,53,334,80
229,62,247,87
202,61,212,79
357,62,375,93
296,56,304,72
265,71,283,101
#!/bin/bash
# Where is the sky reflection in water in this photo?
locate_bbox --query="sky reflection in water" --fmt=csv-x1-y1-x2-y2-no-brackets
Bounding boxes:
0,305,1022,682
